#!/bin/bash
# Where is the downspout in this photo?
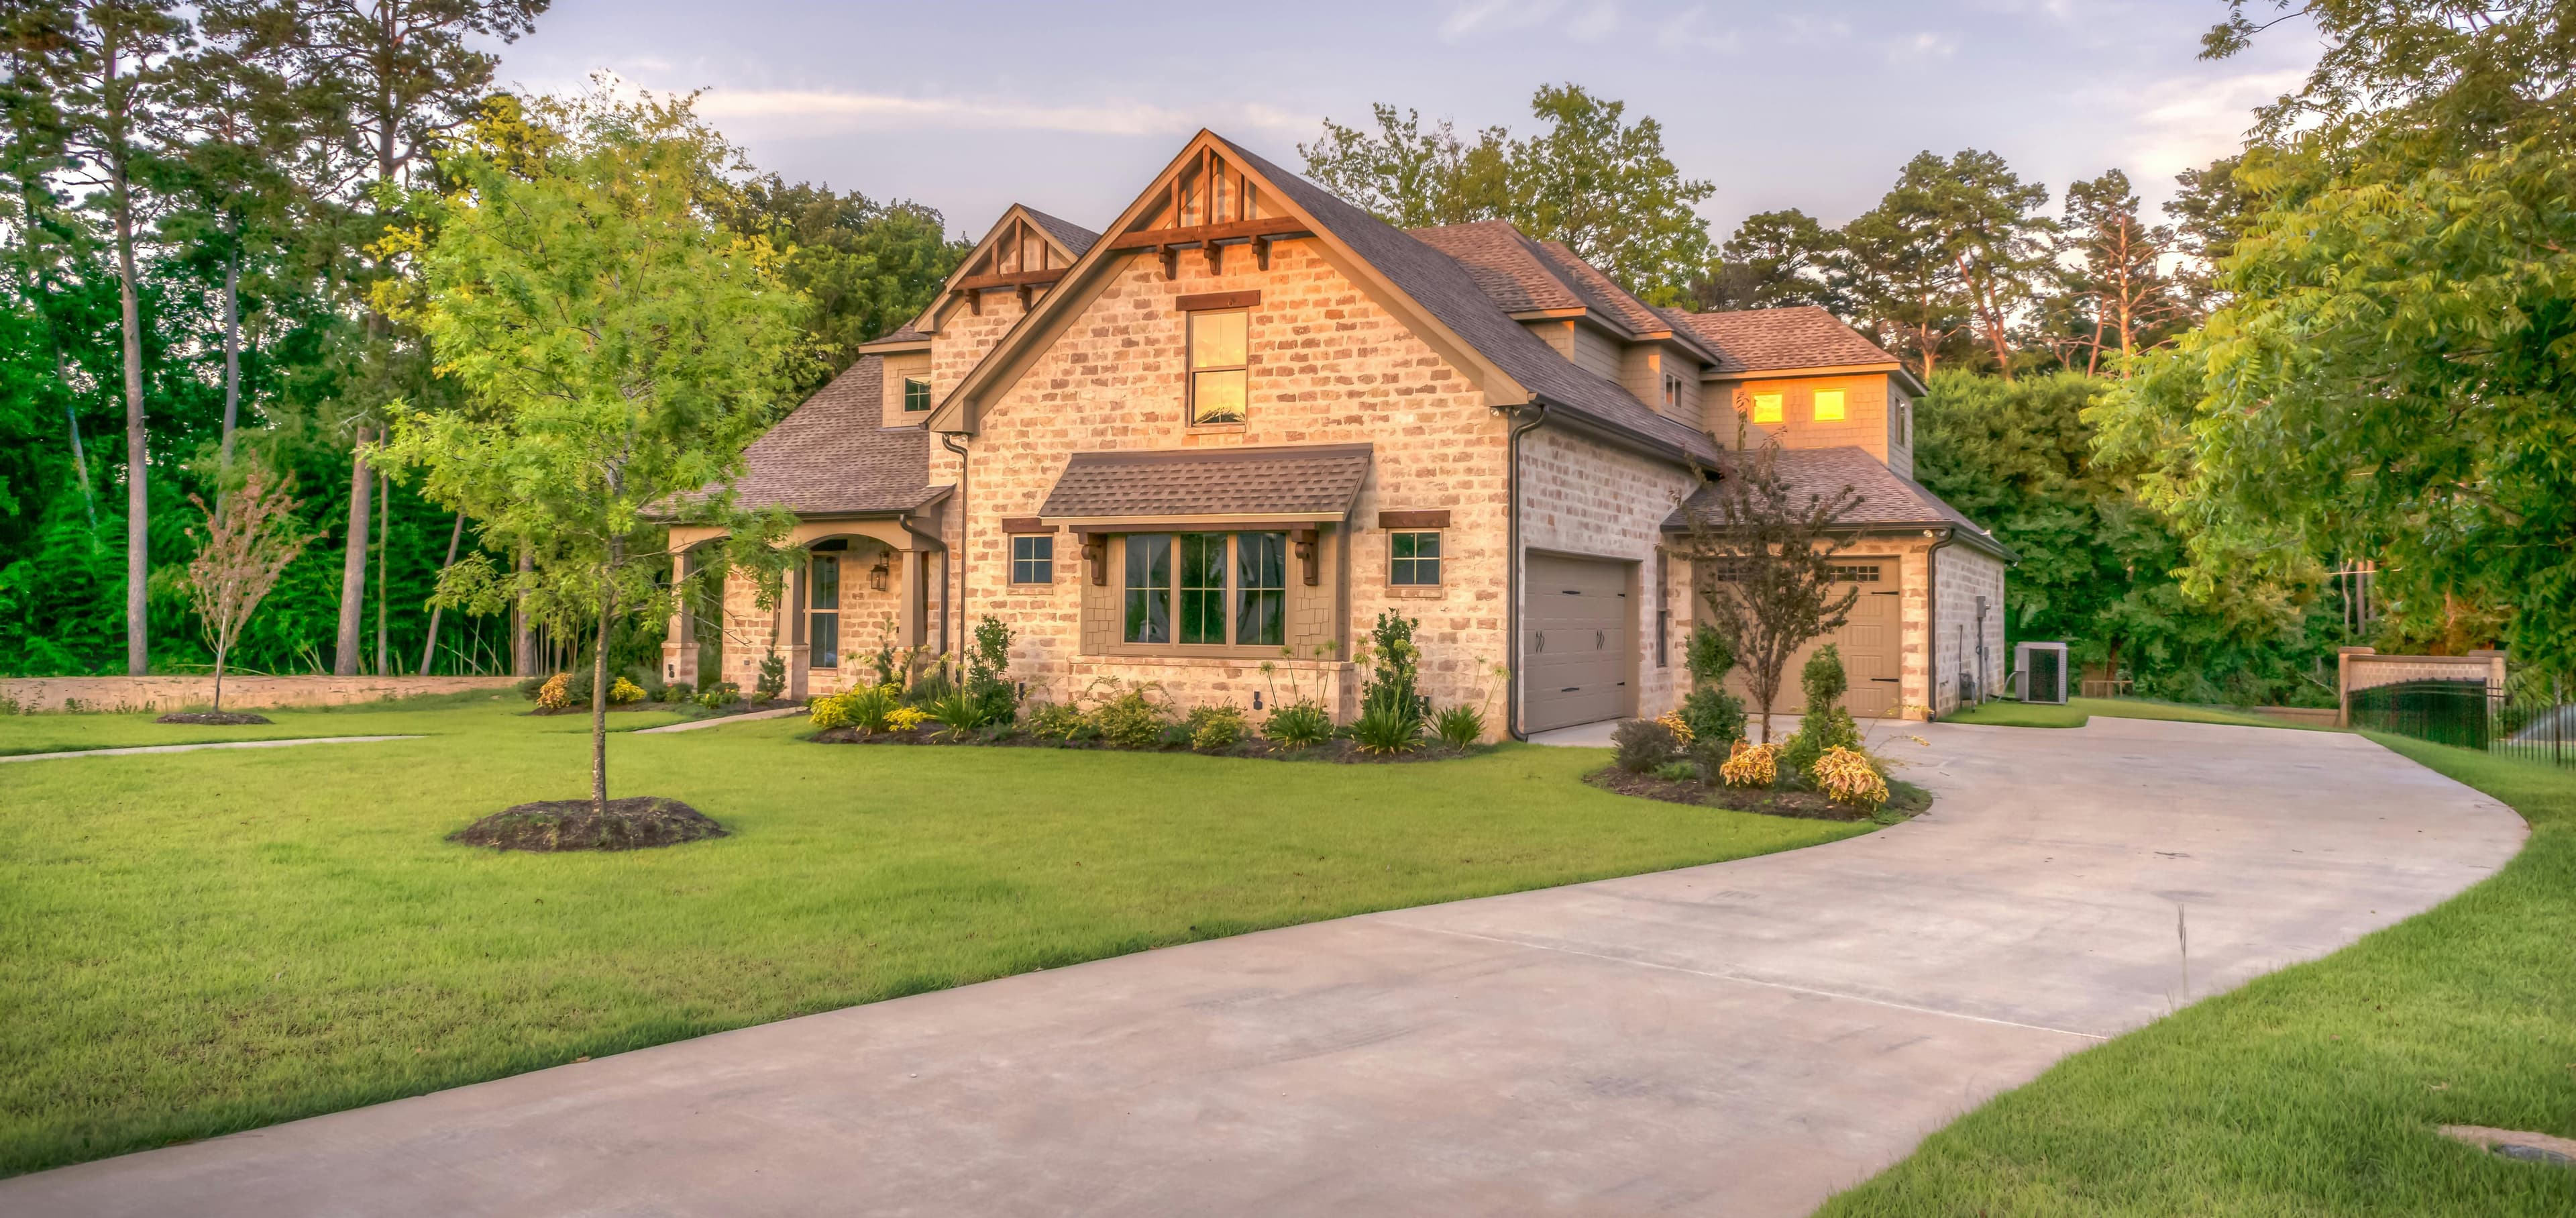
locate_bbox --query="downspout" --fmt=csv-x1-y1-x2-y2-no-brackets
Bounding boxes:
938,434,972,663
1503,399,1552,742
1923,527,1955,721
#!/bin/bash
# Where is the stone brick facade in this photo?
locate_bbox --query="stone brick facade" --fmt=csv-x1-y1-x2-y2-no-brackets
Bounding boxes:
1932,542,2008,715
1519,429,1700,721
0,674,517,714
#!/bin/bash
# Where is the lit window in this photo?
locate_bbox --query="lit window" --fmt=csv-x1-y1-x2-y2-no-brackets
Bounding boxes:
902,377,930,412
1011,535,1053,585
1751,393,1783,423
1814,389,1846,421
1390,531,1442,586
1188,310,1248,425
808,555,840,668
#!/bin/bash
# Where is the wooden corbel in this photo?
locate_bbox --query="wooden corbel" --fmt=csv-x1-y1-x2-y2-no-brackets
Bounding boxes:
1203,241,1224,273
1254,234,1273,271
1294,528,1320,587
1158,245,1179,281
1084,535,1109,585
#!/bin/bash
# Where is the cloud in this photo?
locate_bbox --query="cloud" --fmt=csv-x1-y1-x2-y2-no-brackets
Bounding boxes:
1567,0,1621,42
1657,3,1741,54
1781,14,1852,44
1886,31,1962,62
2114,68,2304,181
690,89,1313,140
1438,0,1563,41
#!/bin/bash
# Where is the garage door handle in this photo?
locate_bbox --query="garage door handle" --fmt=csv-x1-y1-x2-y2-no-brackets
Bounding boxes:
1560,687,1579,693
1534,631,1545,652
1872,677,1900,682
1595,630,1605,649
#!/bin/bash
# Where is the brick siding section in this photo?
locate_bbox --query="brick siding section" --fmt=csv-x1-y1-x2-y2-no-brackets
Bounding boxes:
1933,544,2008,715
1520,429,1701,722
0,675,517,714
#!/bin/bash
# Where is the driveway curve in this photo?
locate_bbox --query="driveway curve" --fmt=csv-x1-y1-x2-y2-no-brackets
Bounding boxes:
1,719,2524,1217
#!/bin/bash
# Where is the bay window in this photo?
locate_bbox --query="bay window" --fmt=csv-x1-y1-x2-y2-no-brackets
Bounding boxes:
1121,531,1289,648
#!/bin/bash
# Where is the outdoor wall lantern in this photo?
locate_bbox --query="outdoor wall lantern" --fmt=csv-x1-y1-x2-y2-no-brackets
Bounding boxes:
869,557,891,593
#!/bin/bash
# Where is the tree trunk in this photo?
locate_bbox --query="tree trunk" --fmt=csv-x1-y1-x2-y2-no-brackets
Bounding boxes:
513,548,535,676
212,642,226,713
333,426,372,674
376,470,390,675
219,244,240,484
114,164,147,676
590,585,614,815
420,510,466,674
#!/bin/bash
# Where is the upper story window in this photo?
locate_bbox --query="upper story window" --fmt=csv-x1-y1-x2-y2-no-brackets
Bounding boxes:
1661,372,1683,410
1895,397,1911,445
1011,535,1053,586
1751,392,1784,423
1123,531,1285,648
1813,389,1846,421
902,377,931,412
1188,310,1248,425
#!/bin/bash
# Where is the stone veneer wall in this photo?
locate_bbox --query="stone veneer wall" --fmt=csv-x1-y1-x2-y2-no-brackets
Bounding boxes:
0,674,517,714
945,239,1522,729
1932,542,2010,717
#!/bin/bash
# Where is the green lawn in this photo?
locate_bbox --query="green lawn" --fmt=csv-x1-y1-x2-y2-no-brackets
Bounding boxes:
1817,735,2576,1217
1942,695,2317,731
0,690,690,755
0,702,1864,1177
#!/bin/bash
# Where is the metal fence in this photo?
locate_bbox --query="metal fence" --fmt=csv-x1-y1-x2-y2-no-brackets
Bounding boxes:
2349,677,2575,768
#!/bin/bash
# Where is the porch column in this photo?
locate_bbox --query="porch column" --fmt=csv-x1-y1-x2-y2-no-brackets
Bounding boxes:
786,564,810,701
663,548,698,688
898,548,926,648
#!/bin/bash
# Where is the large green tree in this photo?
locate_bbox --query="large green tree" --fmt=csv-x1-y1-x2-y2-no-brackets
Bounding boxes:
378,91,806,811
711,176,966,386
1301,84,1715,301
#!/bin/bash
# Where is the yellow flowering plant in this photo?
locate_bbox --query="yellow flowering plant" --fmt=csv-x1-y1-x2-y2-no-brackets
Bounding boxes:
1654,709,1695,742
1718,739,1778,788
535,672,572,711
887,706,932,733
1811,746,1888,811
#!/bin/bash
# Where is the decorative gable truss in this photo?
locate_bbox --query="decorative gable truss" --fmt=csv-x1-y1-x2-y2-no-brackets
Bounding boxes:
1102,144,1315,278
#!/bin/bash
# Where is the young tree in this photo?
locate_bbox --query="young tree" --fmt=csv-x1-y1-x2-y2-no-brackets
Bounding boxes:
181,463,313,711
58,0,187,675
378,91,806,814
1674,427,1862,742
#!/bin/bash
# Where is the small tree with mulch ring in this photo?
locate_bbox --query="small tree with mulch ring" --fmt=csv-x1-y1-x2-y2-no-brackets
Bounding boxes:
1673,419,1862,744
175,466,316,719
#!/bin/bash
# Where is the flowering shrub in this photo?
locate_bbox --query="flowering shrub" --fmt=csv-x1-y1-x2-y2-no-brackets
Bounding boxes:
1186,705,1250,751
810,684,898,731
536,673,572,711
608,677,647,705
1089,688,1173,749
887,706,932,733
1719,739,1779,788
1654,710,1695,743
1024,701,1089,740
1811,746,1888,811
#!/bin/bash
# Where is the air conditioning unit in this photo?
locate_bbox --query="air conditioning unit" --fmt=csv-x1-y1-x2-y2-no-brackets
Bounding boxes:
2014,642,2069,705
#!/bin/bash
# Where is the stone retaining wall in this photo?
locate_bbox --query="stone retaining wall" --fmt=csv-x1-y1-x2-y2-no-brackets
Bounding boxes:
0,675,519,714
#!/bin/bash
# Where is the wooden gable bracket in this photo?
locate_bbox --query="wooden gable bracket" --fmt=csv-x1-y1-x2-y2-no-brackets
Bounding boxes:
953,287,980,316
1293,527,1320,586
1018,283,1035,310
1203,240,1224,273
1159,245,1179,281
1083,535,1109,585
1254,234,1275,271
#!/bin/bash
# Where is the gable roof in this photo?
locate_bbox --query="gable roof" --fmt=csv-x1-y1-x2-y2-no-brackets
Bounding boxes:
1039,444,1373,521
1213,136,1722,464
1409,221,1725,365
1020,206,1102,257
714,356,943,516
1662,305,1909,380
1663,445,2015,560
913,203,1104,336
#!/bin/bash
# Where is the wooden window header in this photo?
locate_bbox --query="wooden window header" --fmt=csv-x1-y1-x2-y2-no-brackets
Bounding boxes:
1377,509,1450,529
1000,517,1057,534
1176,290,1260,313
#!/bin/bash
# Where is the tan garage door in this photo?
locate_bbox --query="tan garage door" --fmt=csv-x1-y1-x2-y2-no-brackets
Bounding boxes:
1721,555,1903,719
1525,554,1632,733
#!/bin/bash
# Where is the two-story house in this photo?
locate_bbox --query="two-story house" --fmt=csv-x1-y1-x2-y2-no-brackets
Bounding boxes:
665,131,2010,735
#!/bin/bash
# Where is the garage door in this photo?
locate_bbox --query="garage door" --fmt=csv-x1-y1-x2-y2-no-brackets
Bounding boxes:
1525,554,1633,733
1721,555,1902,719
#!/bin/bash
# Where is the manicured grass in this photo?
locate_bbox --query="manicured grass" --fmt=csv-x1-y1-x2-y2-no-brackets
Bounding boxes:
1943,695,2317,731
0,691,689,756
1817,734,2576,1217
0,703,1864,1176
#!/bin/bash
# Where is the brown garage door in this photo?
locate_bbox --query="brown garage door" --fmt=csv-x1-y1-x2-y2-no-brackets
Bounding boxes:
1721,555,1902,719
1525,554,1632,733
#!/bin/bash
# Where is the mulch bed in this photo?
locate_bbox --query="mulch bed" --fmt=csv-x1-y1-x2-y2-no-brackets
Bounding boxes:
810,725,1484,764
154,711,272,725
1585,765,1934,822
448,797,729,852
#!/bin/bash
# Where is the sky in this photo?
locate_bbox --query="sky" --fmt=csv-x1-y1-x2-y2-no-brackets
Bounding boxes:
490,0,2324,243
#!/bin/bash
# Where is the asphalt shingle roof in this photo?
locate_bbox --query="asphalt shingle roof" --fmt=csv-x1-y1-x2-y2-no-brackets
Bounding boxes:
1038,444,1373,520
1661,306,1902,374
715,356,943,515
1662,446,2014,560
1020,206,1102,257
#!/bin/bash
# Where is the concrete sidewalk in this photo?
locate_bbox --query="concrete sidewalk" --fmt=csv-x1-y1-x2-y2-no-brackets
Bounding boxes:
1,719,2524,1217
0,735,420,764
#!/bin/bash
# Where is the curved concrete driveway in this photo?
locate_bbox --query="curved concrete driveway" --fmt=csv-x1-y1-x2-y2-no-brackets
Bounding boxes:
2,719,2524,1217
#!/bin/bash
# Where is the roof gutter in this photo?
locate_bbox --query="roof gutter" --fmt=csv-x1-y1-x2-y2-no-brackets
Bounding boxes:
1503,399,1551,742
1526,393,1717,469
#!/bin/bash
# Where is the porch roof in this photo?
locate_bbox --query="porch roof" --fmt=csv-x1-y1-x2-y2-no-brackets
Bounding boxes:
1662,446,2017,561
1037,444,1372,523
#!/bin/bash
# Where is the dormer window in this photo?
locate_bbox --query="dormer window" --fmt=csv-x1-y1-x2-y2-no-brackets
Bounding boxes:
1188,310,1248,425
1662,372,1683,410
902,377,931,412
1813,389,1846,421
1751,393,1783,423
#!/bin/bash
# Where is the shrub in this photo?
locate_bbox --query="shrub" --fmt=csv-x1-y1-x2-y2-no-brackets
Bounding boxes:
808,691,854,729
1811,746,1888,811
905,667,957,709
1677,686,1746,749
1155,722,1194,749
1090,689,1172,749
1688,735,1737,782
696,682,741,710
1262,699,1334,750
1654,709,1695,743
662,680,694,703
1024,700,1089,742
1719,740,1780,788
1186,705,1249,752
1781,705,1861,786
1611,719,1680,772
887,705,932,733
515,674,549,701
536,673,572,711
1348,701,1424,754
1432,703,1486,750
1801,644,1849,710
607,676,647,705
1654,760,1701,784
755,650,788,702
1684,625,1735,687
922,687,999,739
